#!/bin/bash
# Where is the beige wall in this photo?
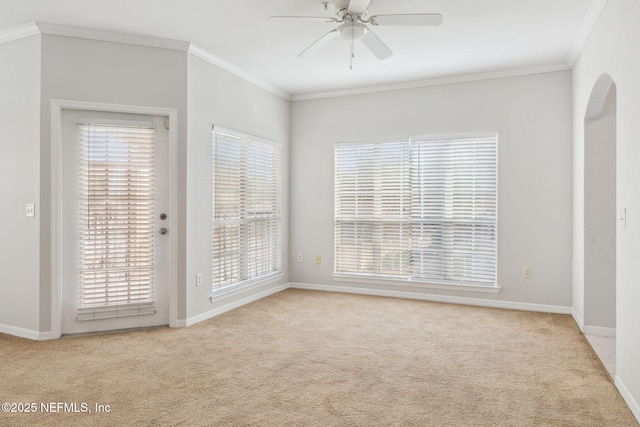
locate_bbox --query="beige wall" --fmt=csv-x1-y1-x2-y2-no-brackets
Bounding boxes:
0,35,41,335
572,0,640,420
290,71,574,308
185,54,290,323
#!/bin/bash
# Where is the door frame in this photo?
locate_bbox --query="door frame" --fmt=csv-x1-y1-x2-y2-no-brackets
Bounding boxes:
50,99,179,338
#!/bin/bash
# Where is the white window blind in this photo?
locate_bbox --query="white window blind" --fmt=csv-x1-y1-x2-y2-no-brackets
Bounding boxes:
212,127,282,293
410,137,497,285
335,136,497,287
77,120,157,321
334,141,412,278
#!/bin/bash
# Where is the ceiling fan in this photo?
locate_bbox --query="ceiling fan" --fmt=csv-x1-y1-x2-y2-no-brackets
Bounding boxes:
268,0,442,65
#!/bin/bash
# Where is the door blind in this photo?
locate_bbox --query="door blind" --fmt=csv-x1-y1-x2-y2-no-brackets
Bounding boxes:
212,127,282,293
334,136,497,287
77,121,157,321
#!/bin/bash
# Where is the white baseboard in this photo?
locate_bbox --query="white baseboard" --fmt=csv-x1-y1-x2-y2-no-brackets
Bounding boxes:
0,323,42,340
289,282,572,314
615,375,640,424
185,283,289,327
571,308,585,332
583,325,616,337
0,325,72,341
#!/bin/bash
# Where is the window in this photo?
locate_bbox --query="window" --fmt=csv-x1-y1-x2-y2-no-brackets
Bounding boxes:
212,126,282,293
334,135,497,287
77,120,157,320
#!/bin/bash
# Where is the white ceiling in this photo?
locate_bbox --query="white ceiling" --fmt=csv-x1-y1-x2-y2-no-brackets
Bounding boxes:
1,0,597,98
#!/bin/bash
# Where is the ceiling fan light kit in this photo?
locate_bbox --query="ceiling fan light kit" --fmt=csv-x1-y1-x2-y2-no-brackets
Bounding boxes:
268,0,442,67
337,21,367,43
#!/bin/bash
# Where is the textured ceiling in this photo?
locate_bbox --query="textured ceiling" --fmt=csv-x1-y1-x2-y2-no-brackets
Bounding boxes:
0,0,596,97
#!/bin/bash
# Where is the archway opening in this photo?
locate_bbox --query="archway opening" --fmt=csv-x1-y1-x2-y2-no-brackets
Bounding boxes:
584,73,617,377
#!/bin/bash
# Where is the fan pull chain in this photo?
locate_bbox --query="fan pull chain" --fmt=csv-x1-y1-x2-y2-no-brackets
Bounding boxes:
350,20,355,69
350,42,354,69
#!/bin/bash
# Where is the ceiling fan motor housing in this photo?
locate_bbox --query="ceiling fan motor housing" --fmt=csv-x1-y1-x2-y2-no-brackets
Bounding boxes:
331,0,353,19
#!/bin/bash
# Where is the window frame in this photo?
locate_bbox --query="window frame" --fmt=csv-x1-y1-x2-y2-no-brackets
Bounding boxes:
211,126,283,296
333,133,500,294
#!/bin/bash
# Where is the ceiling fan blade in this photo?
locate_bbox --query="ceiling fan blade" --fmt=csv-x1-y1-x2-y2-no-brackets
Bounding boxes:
268,16,337,23
362,29,392,60
348,0,372,15
370,13,443,26
298,29,338,58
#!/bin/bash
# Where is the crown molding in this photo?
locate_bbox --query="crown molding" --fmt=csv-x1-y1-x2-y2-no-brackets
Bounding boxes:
0,22,289,100
291,63,571,101
36,22,190,52
0,22,39,45
188,44,290,100
566,0,608,67
0,17,591,104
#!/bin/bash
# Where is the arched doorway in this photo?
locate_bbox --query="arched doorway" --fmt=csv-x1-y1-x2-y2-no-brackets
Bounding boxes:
584,73,617,376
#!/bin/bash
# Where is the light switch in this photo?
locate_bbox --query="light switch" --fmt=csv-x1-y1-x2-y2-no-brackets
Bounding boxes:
26,203,35,218
315,256,321,265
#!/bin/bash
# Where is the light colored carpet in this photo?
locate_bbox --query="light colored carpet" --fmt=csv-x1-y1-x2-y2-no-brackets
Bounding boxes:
0,289,637,426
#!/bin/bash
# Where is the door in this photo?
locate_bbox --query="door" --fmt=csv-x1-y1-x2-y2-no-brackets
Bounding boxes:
60,110,170,334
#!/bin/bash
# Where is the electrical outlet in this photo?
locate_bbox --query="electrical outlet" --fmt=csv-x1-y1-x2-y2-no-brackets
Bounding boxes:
196,273,203,287
315,256,321,265
26,203,35,218
298,253,304,263
522,266,532,279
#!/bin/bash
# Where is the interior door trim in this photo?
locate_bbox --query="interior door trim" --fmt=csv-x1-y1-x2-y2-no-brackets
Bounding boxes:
50,99,179,339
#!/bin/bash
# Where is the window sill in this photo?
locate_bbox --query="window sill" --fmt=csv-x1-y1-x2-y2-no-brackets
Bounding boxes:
331,274,501,294
210,272,284,301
